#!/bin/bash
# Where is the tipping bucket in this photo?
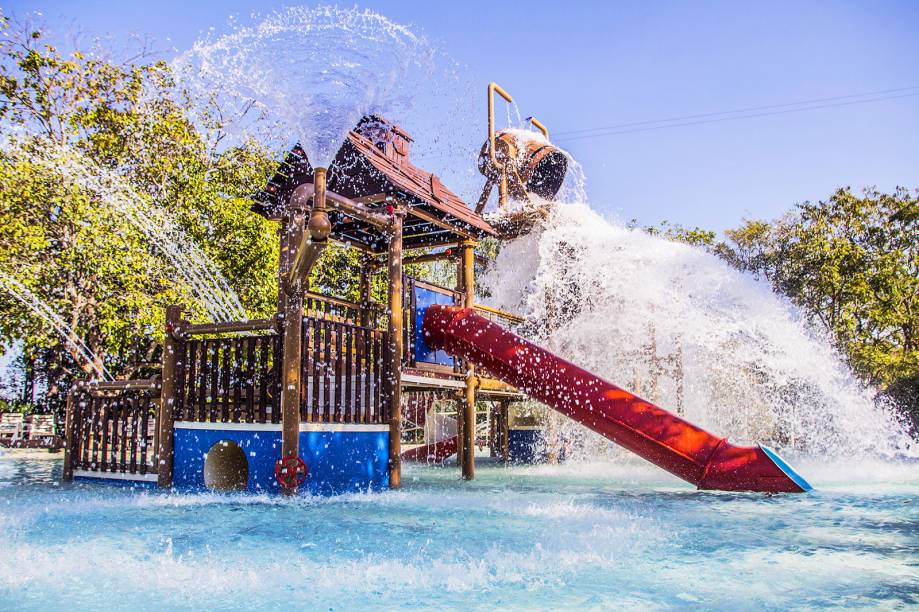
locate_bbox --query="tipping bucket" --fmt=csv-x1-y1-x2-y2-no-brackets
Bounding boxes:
478,130,568,201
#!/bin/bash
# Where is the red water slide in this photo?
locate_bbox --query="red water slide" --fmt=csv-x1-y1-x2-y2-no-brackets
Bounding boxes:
422,305,811,493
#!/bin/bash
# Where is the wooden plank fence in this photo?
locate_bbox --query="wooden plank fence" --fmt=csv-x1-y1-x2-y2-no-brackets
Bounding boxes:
299,316,389,424
176,332,282,424
66,380,160,477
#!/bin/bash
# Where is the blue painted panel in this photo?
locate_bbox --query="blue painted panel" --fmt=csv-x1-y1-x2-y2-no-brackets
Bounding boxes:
508,429,544,464
173,427,389,495
300,430,389,495
414,285,455,366
174,428,282,493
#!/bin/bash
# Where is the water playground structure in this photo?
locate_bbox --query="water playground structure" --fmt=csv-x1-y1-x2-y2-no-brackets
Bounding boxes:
60,83,811,496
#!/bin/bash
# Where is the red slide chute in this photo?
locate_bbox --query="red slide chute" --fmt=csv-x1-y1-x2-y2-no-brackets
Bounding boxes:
422,305,810,493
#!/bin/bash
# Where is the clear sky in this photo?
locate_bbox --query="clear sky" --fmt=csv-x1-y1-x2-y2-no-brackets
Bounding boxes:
5,0,919,232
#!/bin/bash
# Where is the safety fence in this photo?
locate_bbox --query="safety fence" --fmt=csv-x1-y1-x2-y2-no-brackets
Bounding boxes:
176,329,282,424
66,380,160,478
299,316,390,424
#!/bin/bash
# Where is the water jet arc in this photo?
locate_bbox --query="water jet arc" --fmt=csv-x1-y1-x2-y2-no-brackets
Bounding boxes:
422,305,811,493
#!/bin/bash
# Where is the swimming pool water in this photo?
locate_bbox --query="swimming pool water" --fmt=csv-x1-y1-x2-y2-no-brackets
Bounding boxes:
1,453,916,610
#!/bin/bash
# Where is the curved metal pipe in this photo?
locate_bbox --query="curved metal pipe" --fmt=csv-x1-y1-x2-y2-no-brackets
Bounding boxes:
526,116,549,140
286,168,332,292
487,82,514,172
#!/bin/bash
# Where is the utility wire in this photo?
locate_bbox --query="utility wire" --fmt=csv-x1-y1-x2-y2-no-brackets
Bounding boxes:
553,85,919,137
554,90,919,143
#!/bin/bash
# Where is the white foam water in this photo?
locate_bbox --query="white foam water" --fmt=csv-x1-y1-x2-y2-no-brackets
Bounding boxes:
482,199,916,460
175,6,433,167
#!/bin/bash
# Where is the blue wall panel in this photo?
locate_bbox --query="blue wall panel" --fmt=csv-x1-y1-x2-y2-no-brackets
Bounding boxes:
508,429,543,464
173,427,389,495
413,285,455,367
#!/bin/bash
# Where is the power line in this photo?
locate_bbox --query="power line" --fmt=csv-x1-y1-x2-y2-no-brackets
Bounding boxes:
552,85,919,137
554,90,919,143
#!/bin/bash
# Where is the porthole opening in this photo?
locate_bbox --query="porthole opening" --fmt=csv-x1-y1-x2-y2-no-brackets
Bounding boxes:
203,440,249,492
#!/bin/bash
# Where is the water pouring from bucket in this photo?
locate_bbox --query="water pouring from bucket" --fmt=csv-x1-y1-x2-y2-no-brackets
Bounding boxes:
475,83,571,237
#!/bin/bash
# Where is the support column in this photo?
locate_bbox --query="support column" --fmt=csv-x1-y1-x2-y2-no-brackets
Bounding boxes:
500,399,510,464
61,386,76,482
454,252,465,470
280,199,306,489
277,222,290,315
489,401,497,458
157,305,183,488
387,210,405,488
460,239,477,480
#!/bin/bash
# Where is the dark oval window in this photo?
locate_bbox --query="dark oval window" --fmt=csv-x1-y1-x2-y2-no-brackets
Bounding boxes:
203,440,249,492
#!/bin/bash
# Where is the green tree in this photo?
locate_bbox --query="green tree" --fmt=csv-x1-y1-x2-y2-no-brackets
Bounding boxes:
0,14,280,400
722,188,918,425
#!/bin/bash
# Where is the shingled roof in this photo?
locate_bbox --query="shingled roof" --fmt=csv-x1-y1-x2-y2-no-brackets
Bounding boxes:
253,116,496,252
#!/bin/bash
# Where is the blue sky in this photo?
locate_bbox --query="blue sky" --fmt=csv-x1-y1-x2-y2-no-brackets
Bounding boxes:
5,0,919,231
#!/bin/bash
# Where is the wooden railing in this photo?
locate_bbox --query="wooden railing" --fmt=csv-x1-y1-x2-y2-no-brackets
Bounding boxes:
305,291,382,328
473,303,525,328
66,380,161,478
300,316,389,424
176,323,282,424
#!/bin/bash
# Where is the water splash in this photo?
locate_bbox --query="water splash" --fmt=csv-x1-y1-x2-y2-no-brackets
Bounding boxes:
483,201,916,461
0,274,112,380
175,6,434,167
33,146,245,322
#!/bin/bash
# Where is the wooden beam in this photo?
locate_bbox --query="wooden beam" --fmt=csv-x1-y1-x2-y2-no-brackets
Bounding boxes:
370,248,460,270
179,318,275,337
406,204,475,239
280,194,307,494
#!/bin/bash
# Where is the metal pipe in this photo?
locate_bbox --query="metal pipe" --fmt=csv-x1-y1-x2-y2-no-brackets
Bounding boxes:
526,116,549,140
286,169,333,291
488,83,513,210
487,82,514,172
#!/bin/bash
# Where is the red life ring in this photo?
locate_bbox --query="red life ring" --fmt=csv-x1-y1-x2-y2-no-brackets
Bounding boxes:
274,454,308,489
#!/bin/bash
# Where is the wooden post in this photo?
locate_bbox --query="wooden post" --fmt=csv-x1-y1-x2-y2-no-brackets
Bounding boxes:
454,252,465,469
500,399,510,464
157,305,183,488
489,401,497,458
359,254,372,328
460,239,476,480
280,200,306,490
277,222,290,315
387,210,404,488
62,386,77,482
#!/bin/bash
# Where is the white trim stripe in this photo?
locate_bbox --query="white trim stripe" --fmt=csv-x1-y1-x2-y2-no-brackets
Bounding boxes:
300,422,388,433
73,469,158,482
402,373,465,388
174,421,388,433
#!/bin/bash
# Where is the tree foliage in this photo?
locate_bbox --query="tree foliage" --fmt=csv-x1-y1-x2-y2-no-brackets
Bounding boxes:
0,14,280,398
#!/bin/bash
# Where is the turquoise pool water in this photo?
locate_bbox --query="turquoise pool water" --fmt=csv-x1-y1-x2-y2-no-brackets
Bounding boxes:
1,453,916,610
